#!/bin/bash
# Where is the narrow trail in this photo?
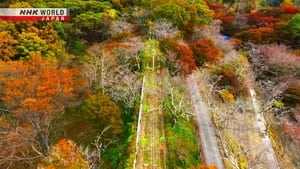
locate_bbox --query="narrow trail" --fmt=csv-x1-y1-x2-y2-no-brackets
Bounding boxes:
249,89,280,169
187,74,225,169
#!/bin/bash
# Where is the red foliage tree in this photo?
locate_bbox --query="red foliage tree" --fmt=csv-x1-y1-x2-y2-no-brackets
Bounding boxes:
190,38,224,66
233,27,276,44
281,5,299,14
173,42,197,74
215,13,237,36
160,38,196,75
247,12,281,28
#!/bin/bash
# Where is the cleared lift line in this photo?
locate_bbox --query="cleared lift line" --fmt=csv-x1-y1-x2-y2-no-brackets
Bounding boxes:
134,39,166,169
187,74,224,169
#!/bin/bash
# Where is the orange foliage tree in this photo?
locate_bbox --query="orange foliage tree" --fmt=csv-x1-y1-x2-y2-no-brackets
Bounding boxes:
0,31,18,61
0,54,85,161
190,38,224,66
38,139,88,169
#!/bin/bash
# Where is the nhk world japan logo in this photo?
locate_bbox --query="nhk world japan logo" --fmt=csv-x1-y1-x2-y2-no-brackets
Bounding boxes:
0,8,70,21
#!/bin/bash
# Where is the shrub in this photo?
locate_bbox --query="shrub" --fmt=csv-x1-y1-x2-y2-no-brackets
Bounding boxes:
190,38,224,66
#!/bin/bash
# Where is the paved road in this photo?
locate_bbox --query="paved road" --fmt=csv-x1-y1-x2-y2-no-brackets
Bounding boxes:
187,74,224,169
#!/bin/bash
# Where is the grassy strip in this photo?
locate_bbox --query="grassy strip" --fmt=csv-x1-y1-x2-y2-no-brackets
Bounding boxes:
162,91,200,168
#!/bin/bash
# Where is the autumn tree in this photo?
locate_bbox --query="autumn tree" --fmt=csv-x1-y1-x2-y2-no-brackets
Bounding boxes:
63,93,123,168
213,55,250,96
149,20,179,40
190,38,224,66
16,32,50,58
0,31,18,61
159,38,196,75
9,1,32,8
193,0,215,25
0,21,18,37
54,0,117,42
109,20,134,37
233,27,276,44
38,139,88,169
281,4,299,13
151,2,194,28
84,40,142,108
0,55,84,167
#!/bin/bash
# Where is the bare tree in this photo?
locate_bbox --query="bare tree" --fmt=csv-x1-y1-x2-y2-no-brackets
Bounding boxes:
149,20,178,40
84,126,115,169
109,19,134,36
84,39,143,108
0,121,42,168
